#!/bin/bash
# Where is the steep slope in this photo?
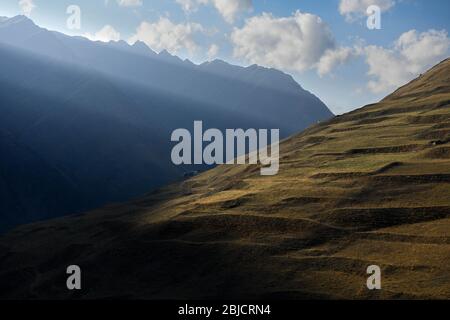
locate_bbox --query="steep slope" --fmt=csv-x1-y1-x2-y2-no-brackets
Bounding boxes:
0,62,449,299
0,17,332,232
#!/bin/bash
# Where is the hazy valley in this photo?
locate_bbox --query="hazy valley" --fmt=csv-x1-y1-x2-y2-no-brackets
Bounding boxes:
0,16,332,232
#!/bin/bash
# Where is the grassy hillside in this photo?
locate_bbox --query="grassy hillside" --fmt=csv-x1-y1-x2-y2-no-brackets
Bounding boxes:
0,59,449,299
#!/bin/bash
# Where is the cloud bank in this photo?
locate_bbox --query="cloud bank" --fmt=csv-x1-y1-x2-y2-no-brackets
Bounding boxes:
177,0,252,23
231,11,336,73
84,25,121,42
129,17,204,54
365,29,450,93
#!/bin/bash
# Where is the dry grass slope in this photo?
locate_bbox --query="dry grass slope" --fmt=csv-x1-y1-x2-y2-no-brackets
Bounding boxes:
0,59,450,299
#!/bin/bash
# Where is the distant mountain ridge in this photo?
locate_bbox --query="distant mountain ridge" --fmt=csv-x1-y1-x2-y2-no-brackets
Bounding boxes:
0,15,331,131
0,16,332,232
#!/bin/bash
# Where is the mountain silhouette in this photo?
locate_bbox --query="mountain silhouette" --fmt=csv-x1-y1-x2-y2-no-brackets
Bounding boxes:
0,16,332,231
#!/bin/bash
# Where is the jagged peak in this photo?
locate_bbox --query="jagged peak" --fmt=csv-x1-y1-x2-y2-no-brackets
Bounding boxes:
0,15,35,27
105,40,157,57
132,40,150,50
108,39,128,47
158,49,172,57
200,59,241,71
246,63,260,70
131,40,156,55
157,49,184,64
207,59,229,65
132,40,145,47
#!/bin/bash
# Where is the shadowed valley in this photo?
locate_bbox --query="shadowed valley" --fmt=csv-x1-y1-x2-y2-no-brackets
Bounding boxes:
0,16,332,232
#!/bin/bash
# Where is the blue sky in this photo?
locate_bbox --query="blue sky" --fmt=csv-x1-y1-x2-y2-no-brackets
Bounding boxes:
1,0,449,114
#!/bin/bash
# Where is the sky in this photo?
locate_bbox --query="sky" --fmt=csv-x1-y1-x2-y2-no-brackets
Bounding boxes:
1,0,449,114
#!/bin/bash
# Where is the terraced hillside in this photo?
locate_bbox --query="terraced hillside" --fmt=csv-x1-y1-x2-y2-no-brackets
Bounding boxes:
1,59,450,299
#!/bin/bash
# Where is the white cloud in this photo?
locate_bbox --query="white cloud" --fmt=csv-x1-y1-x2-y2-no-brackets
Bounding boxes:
176,0,208,13
395,29,450,66
117,0,143,7
207,44,219,59
212,0,252,23
317,47,357,77
176,0,252,23
364,29,450,93
19,0,35,17
339,0,395,21
84,25,121,42
231,11,335,73
129,17,204,54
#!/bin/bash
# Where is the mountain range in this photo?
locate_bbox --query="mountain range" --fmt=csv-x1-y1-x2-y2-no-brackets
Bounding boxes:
0,54,448,299
0,16,332,232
